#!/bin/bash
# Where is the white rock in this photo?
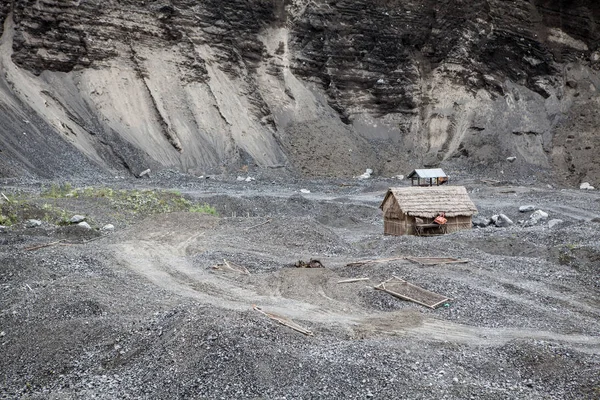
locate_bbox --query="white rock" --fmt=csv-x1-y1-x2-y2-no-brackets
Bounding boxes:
357,169,373,180
77,221,92,230
70,215,86,223
300,189,311,194
524,209,549,226
236,176,245,181
548,219,564,229
245,177,255,182
580,182,595,190
519,205,536,213
494,214,513,227
138,169,151,178
506,156,517,162
531,210,549,220
0,225,6,233
26,219,42,228
395,175,405,180
101,224,115,232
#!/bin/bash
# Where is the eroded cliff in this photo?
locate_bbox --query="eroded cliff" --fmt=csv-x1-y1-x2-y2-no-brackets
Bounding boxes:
0,0,598,184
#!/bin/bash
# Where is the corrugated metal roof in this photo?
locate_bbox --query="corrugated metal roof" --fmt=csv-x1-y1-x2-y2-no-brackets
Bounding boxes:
407,168,447,178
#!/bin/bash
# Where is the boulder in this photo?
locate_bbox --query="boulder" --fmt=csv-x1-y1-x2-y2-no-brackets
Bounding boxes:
493,214,513,228
0,225,6,233
472,215,491,228
357,169,373,180
77,221,92,230
524,209,549,226
580,182,595,190
548,219,564,229
70,215,86,223
101,224,115,232
26,219,42,228
138,168,151,178
519,205,536,213
506,156,517,162
300,189,311,194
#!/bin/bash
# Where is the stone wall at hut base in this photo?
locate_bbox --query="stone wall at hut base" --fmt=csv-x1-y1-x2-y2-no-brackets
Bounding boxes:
0,1,598,186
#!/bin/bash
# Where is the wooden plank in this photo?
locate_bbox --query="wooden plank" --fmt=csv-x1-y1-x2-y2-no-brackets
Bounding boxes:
345,257,405,267
253,305,313,336
374,277,451,309
337,277,370,284
405,257,469,265
375,284,436,309
24,240,66,251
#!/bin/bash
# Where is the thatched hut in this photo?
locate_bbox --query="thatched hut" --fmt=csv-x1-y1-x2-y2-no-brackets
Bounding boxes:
380,186,477,236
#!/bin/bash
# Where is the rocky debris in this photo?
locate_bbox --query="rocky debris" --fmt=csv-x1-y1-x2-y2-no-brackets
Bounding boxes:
294,259,324,268
0,225,6,233
25,219,42,228
472,215,491,228
548,219,564,229
580,182,595,190
101,224,115,233
524,210,549,227
70,215,86,224
394,175,405,180
1,179,600,399
491,214,513,228
506,156,517,162
519,205,536,213
77,221,92,230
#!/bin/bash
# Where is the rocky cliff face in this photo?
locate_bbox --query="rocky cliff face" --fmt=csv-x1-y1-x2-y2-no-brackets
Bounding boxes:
0,0,598,184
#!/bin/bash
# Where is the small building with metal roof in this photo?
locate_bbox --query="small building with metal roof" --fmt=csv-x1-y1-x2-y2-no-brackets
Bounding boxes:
407,168,448,186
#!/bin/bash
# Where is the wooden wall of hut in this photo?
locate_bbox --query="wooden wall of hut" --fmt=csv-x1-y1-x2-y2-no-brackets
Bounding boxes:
384,215,473,236
444,215,472,233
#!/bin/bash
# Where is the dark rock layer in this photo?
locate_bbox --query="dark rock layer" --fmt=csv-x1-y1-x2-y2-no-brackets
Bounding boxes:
0,1,599,183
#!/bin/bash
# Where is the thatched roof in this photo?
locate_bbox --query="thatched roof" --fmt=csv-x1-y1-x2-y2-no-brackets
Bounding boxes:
380,186,477,218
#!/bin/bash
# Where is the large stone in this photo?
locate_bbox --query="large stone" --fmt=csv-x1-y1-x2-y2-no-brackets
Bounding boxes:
524,209,549,226
519,205,536,213
493,214,513,228
548,219,564,228
70,215,86,223
357,169,373,180
472,215,491,228
580,182,595,190
26,219,42,228
101,224,115,232
77,221,92,230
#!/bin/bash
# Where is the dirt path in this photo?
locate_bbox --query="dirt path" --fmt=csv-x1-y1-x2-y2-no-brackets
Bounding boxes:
106,213,600,354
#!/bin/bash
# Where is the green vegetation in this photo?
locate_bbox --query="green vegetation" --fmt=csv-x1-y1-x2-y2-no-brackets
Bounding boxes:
41,183,74,198
189,203,218,215
2,184,217,227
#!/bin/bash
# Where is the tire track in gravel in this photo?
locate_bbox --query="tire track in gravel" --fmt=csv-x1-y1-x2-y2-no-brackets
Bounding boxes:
106,220,600,354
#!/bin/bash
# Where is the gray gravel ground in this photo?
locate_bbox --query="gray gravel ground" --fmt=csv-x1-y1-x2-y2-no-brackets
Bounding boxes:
1,174,599,399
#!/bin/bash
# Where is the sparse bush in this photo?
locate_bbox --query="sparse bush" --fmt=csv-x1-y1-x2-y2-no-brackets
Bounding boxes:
189,203,218,215
42,183,74,198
